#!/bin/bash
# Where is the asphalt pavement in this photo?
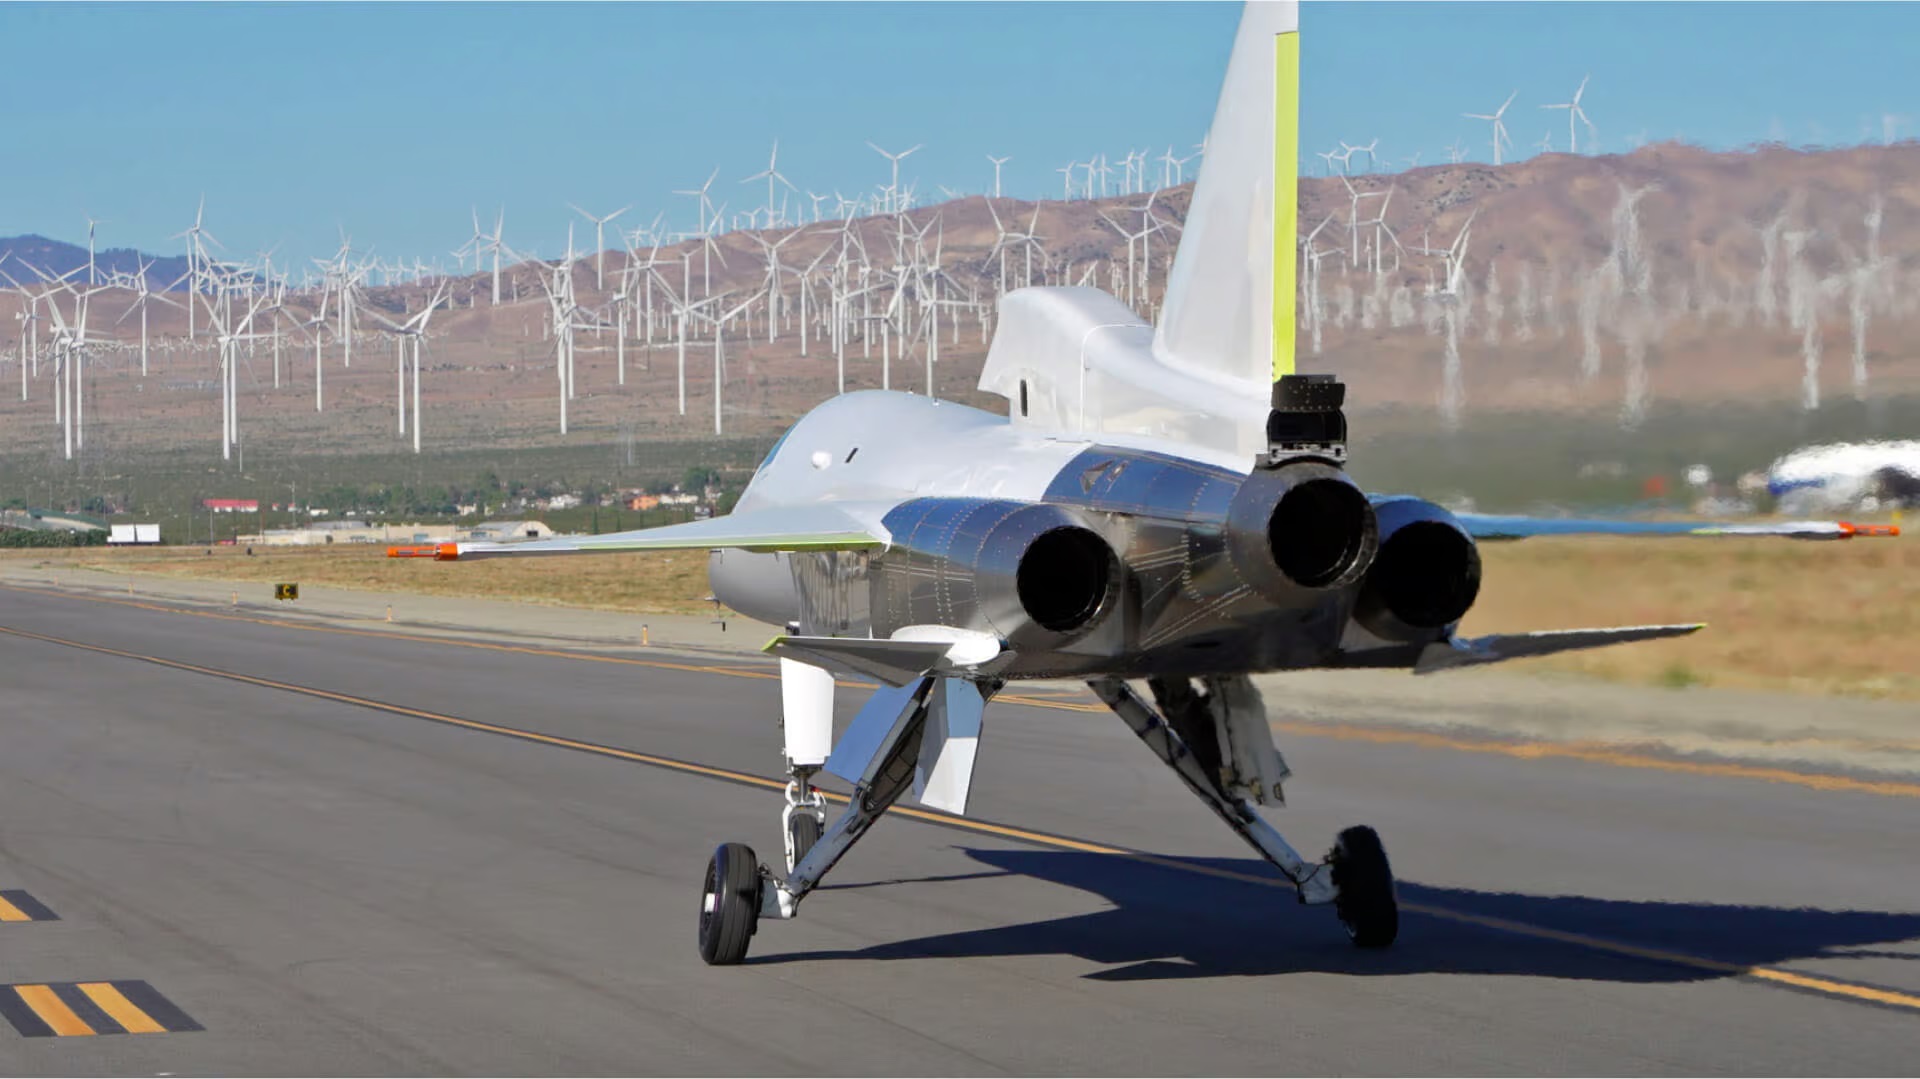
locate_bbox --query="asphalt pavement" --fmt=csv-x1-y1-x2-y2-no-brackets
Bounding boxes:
0,582,1916,1074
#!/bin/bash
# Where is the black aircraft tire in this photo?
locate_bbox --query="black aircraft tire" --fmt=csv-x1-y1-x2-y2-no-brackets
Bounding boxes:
1330,825,1398,948
698,842,761,965
788,813,823,869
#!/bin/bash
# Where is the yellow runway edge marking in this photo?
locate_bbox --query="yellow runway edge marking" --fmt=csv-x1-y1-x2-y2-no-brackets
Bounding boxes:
1,617,1916,1018
4,581,1915,802
13,986,93,1037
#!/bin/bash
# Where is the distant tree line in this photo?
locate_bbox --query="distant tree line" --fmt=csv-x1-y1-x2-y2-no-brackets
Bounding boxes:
0,528,107,548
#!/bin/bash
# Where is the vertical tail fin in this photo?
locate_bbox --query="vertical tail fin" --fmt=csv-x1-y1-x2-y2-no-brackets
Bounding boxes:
1153,1,1300,388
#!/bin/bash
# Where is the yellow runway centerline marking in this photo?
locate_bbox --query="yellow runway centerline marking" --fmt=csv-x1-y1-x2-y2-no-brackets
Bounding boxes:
1,618,1917,1018
76,983,165,1035
3,580,1916,801
13,986,93,1037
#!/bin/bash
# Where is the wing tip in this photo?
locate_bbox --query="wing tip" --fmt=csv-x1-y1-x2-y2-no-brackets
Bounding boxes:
385,543,461,560
1838,522,1900,538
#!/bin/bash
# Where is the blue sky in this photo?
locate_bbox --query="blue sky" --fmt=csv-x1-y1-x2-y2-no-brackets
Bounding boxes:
1,2,1914,271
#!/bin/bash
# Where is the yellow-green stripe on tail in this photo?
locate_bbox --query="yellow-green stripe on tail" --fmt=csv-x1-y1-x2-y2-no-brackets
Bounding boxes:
1271,30,1299,381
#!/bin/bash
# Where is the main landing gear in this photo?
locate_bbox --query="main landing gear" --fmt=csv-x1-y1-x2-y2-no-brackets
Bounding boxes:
695,671,1395,966
1090,675,1398,948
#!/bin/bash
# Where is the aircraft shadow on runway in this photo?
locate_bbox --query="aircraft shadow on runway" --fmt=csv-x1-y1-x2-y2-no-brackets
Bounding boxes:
768,847,1920,984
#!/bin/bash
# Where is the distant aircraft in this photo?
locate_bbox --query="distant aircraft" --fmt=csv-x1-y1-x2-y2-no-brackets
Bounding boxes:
1766,441,1920,513
394,2,1896,965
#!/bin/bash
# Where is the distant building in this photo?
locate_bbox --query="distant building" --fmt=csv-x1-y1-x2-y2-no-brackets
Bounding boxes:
236,521,468,547
546,493,582,510
204,499,259,513
626,494,661,511
466,520,554,541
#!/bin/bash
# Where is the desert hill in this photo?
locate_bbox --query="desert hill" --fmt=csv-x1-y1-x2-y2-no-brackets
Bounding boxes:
3,141,1919,469
0,235,191,291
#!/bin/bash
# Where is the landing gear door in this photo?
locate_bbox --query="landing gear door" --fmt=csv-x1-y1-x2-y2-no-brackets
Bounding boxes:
913,679,989,816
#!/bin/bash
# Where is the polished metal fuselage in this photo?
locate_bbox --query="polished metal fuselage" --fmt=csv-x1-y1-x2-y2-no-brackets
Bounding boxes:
710,391,1372,680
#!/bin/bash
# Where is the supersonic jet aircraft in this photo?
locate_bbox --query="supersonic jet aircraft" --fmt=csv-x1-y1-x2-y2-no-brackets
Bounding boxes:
393,2,1898,965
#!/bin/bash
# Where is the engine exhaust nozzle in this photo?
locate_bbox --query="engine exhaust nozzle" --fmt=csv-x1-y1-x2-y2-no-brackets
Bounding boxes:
1225,461,1377,604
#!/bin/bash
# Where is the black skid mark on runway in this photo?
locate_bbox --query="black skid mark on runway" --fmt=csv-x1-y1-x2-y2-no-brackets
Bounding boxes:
764,848,1920,989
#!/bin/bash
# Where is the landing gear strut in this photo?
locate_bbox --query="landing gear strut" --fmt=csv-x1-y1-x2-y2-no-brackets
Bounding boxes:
782,768,826,871
1089,676,1397,947
697,675,951,965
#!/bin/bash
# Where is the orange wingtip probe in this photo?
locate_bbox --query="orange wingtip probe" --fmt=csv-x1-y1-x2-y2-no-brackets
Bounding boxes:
1839,523,1901,538
387,543,462,560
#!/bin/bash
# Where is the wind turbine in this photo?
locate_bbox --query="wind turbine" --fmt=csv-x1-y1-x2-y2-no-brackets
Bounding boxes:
83,216,104,287
568,203,629,291
867,142,921,213
1464,91,1517,165
741,141,797,227
4,268,38,402
115,258,185,376
1435,209,1479,430
371,284,449,453
284,289,331,412
986,154,1011,198
201,286,270,462
706,291,762,435
170,197,219,338
485,208,507,304
1541,75,1597,153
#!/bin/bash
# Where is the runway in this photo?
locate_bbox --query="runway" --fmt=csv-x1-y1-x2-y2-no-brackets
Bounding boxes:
0,584,1916,1074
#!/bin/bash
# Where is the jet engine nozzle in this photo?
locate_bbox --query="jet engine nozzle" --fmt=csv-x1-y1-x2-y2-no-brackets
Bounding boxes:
1225,461,1378,603
876,499,1119,650
1353,497,1483,643
1014,524,1116,635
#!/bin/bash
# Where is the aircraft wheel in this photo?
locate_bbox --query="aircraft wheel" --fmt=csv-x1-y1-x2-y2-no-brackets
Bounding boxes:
698,842,761,965
787,812,822,871
1329,825,1398,948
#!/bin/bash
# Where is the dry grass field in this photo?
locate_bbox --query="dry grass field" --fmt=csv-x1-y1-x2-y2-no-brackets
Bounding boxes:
12,532,1917,699
1461,534,1920,699
8,544,717,616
